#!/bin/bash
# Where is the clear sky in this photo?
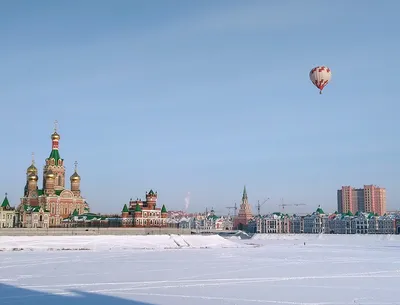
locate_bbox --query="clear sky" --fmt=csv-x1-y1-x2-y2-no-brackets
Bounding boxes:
1,0,399,215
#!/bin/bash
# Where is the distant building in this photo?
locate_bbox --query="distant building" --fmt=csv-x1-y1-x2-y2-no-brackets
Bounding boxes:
16,122,89,227
19,205,50,228
0,194,16,228
121,190,168,227
196,209,233,231
337,185,386,216
233,186,253,230
303,206,328,233
256,212,290,233
396,219,400,234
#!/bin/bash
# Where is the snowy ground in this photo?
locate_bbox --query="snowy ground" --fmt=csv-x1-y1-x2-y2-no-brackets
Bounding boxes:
1,234,399,305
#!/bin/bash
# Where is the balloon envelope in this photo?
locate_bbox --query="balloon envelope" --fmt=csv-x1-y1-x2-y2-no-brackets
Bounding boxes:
309,66,331,94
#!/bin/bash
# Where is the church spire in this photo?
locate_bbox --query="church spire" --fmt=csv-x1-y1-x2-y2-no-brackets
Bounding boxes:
242,185,248,201
48,120,61,163
44,120,65,190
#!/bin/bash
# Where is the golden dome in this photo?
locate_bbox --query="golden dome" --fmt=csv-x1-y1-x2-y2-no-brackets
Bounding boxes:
70,171,80,181
45,170,55,179
27,164,37,174
28,174,38,181
51,132,60,140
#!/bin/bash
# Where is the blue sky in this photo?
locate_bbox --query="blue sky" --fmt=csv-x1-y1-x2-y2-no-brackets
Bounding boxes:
1,0,399,214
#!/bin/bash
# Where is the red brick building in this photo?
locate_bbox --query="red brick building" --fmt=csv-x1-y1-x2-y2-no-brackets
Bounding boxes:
233,186,253,230
121,190,167,227
17,122,89,227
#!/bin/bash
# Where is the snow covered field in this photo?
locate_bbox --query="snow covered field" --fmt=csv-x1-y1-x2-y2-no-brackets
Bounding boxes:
1,234,399,305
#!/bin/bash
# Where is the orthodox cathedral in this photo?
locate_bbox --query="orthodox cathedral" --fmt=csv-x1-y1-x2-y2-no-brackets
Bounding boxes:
17,122,89,227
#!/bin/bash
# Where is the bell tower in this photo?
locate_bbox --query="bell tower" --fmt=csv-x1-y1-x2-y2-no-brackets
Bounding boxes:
233,185,253,229
43,120,66,191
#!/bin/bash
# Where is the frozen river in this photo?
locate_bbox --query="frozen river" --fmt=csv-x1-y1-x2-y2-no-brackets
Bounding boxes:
0,234,399,305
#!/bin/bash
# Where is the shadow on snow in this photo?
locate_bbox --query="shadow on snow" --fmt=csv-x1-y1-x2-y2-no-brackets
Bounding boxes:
0,283,154,305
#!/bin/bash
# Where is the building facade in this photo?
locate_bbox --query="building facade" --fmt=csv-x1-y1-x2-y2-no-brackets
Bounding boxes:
303,206,328,233
256,212,290,233
337,185,386,216
16,123,89,228
0,194,16,228
233,186,253,230
121,190,168,227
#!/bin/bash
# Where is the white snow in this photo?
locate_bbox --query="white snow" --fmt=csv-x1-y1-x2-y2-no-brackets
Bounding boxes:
0,234,245,252
0,234,399,305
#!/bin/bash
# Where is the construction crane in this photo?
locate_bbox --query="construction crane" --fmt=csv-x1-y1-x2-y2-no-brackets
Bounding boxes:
279,201,306,211
256,198,270,216
226,202,238,217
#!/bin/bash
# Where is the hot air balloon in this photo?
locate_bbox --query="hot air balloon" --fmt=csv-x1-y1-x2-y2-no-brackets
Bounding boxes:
309,66,331,94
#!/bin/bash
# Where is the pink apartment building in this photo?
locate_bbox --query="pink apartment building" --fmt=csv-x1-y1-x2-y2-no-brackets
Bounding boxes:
337,185,386,216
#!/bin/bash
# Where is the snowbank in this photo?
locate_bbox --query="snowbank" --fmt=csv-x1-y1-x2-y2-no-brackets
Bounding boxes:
0,234,244,252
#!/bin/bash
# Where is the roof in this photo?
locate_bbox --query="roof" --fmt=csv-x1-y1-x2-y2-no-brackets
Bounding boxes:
1,195,10,208
48,149,63,165
316,205,325,214
67,212,107,221
23,205,49,213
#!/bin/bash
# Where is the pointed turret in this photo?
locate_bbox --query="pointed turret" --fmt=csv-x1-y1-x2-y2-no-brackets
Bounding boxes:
242,185,248,201
161,204,168,218
135,203,142,212
1,193,10,208
121,204,130,227
134,203,142,224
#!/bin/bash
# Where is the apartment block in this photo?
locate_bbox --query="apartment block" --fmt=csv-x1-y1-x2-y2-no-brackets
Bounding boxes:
337,185,386,216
